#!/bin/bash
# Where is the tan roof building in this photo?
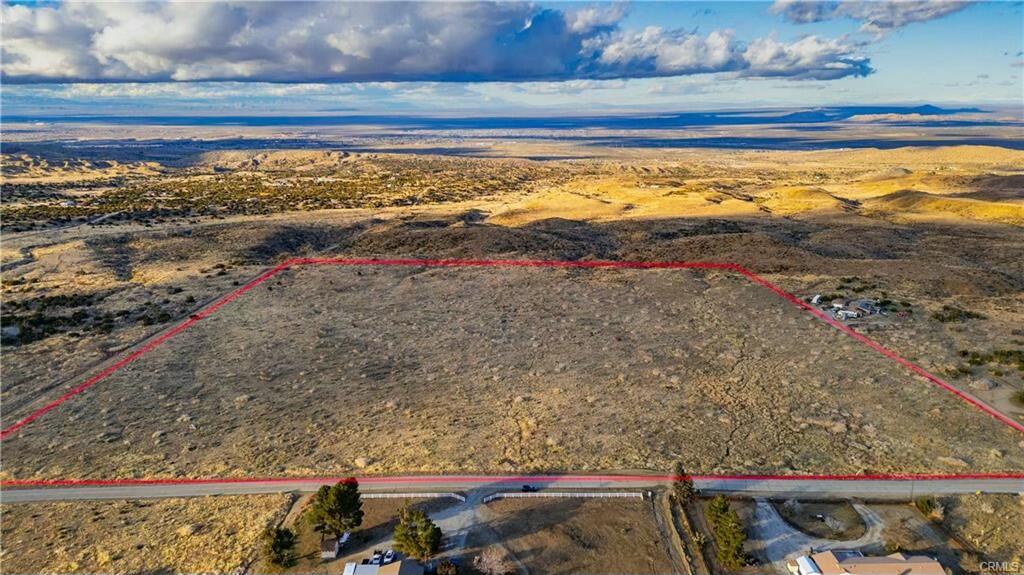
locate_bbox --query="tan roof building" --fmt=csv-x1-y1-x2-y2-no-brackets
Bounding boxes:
343,560,424,575
378,560,425,575
788,550,946,575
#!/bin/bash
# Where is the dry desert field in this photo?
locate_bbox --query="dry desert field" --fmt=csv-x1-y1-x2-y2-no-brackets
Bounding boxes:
3,141,1024,483
0,495,290,574
3,262,1022,479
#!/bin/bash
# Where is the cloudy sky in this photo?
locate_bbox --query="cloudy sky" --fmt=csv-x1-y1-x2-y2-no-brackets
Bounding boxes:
1,0,1021,115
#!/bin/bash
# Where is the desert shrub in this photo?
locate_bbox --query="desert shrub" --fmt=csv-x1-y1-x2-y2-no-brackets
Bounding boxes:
262,527,297,568
393,504,441,561
474,547,513,575
914,495,936,515
956,349,1024,374
436,559,459,575
706,495,747,570
306,478,363,537
1012,390,1024,407
932,305,985,323
914,495,944,521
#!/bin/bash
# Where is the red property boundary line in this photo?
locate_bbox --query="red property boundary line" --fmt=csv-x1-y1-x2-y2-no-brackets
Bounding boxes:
3,472,1024,488
3,256,1022,454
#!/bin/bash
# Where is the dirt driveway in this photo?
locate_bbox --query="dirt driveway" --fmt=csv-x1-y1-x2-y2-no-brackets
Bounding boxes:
745,499,884,573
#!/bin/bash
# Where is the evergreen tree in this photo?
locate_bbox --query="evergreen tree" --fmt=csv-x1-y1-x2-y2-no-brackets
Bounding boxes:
263,526,298,568
707,495,746,570
393,504,442,561
672,461,696,505
307,477,364,536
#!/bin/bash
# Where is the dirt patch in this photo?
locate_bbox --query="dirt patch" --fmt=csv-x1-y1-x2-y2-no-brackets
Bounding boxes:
773,499,867,540
476,497,674,575
0,495,289,574
940,494,1024,566
867,503,974,573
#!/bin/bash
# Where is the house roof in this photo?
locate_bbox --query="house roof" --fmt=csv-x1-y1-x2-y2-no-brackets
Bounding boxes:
320,538,339,552
810,550,946,575
342,560,424,575
378,560,425,575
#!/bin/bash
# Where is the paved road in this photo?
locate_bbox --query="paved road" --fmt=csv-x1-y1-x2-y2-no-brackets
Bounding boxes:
2,475,1022,504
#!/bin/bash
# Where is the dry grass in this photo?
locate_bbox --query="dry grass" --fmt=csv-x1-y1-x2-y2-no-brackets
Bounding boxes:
870,503,974,573
4,264,1022,480
477,498,674,575
0,495,290,574
773,500,867,540
940,494,1024,566
3,144,1023,483
864,190,1024,225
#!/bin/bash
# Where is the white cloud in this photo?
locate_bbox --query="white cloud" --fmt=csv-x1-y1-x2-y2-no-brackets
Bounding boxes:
770,0,841,23
597,28,739,74
771,0,972,35
594,27,871,80
1,1,873,84
742,34,871,79
564,3,628,34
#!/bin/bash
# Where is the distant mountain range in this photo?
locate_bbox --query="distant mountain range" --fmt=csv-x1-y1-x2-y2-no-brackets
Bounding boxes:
1,105,996,131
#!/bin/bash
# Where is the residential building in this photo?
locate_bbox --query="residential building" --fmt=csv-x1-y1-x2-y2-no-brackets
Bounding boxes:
342,560,425,575
320,532,350,560
787,550,945,575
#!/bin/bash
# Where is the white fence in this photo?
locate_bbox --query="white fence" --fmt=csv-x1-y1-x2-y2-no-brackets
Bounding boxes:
482,491,646,503
364,492,466,502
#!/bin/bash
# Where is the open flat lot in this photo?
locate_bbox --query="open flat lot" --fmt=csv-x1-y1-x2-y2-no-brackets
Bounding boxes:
0,495,289,574
477,497,675,575
3,262,1022,479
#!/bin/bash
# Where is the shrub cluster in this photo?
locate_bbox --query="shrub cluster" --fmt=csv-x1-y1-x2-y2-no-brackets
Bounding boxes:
932,305,985,323
2,156,573,230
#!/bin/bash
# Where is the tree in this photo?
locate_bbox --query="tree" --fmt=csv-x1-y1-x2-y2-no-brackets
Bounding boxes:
706,494,730,520
672,461,696,505
473,546,514,575
705,495,746,570
306,478,364,537
436,559,459,575
262,526,297,568
393,504,442,561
